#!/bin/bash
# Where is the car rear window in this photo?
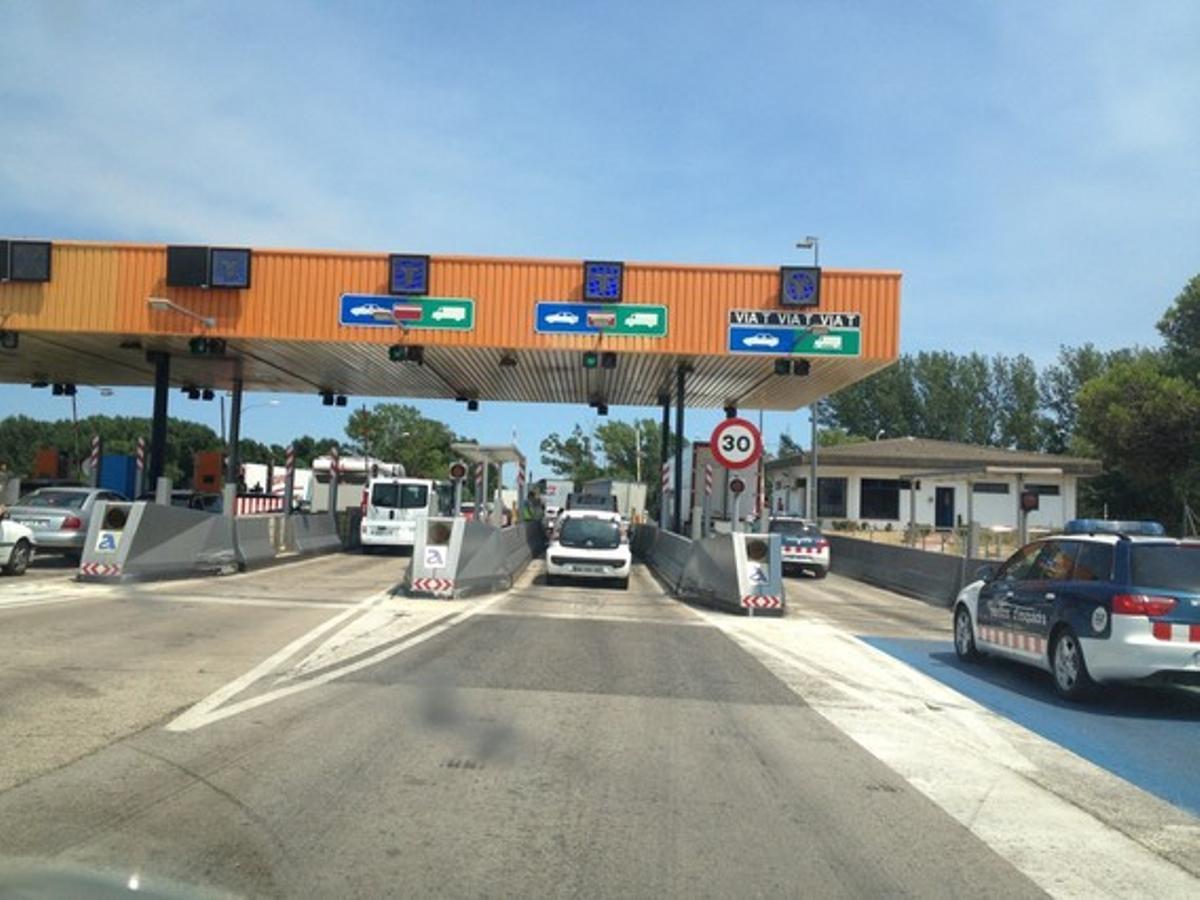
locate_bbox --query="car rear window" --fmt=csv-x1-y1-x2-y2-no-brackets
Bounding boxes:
21,490,88,509
372,483,429,509
1131,545,1200,593
769,520,820,538
558,516,621,550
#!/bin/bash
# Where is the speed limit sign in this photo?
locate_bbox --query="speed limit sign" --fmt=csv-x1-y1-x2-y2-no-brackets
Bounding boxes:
710,417,763,470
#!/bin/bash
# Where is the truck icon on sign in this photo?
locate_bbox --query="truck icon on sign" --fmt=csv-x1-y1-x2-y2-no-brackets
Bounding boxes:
813,334,843,350
431,306,466,322
625,312,659,328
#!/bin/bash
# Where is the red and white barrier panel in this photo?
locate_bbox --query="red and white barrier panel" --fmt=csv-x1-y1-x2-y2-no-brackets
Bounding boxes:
412,577,454,595
742,595,782,610
235,494,286,516
80,562,121,577
977,625,1047,655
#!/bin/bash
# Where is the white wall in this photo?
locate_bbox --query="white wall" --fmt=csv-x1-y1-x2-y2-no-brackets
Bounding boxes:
766,463,1080,530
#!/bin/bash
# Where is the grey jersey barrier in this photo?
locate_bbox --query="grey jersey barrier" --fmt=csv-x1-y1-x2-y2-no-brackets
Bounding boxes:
408,517,545,598
633,523,785,615
79,501,239,582
826,534,992,608
79,502,350,583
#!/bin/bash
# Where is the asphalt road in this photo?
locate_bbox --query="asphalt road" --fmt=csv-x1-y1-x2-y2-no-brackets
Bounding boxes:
0,556,1044,898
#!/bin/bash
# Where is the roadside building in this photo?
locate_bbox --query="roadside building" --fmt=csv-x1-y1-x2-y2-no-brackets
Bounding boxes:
766,436,1101,531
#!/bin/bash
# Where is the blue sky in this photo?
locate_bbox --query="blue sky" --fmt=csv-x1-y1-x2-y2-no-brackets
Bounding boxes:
2,0,1198,477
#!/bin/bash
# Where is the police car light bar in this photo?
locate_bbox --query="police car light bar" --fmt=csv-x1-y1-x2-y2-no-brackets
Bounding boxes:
1064,519,1166,536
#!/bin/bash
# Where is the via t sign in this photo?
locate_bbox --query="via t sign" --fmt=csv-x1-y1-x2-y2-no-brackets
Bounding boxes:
710,417,763,470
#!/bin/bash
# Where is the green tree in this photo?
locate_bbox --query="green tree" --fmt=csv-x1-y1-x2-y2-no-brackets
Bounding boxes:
539,425,603,485
817,427,868,448
992,354,1043,449
1077,357,1200,528
1038,344,1109,453
344,403,459,478
1158,273,1200,384
777,431,802,458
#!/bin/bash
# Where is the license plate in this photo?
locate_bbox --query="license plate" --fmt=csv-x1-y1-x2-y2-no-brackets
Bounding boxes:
15,518,48,528
573,565,605,574
373,527,390,535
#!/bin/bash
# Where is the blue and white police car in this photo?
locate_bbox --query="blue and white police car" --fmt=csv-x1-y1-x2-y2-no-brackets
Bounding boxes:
953,520,1200,700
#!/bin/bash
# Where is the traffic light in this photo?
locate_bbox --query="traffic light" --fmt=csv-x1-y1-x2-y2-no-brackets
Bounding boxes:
388,344,424,364
582,351,616,369
774,358,811,376
188,337,226,356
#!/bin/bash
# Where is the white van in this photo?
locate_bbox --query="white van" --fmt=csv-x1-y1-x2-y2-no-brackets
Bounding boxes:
360,477,454,551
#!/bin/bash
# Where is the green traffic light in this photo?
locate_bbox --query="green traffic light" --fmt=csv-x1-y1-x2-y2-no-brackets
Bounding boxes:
582,351,598,369
189,337,207,355
388,344,405,362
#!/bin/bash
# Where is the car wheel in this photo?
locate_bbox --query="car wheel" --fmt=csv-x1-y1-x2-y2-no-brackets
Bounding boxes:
545,573,557,587
953,605,980,662
1051,627,1095,701
812,566,828,579
617,576,630,590
361,545,374,555
3,540,32,576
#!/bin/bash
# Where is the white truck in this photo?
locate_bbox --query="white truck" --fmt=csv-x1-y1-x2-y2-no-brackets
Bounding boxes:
581,478,649,521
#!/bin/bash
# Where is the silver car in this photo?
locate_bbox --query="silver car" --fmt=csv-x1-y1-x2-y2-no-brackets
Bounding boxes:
6,487,128,557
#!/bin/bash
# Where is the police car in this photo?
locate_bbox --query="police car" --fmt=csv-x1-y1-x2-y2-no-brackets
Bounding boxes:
769,516,829,578
953,520,1200,700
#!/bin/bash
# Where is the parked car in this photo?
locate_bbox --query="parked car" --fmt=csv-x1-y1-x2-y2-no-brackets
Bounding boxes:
953,520,1200,700
1,512,36,575
5,487,127,558
137,490,223,513
770,516,829,578
545,509,631,589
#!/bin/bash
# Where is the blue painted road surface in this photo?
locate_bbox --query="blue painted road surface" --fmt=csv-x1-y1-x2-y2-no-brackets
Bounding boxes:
863,637,1200,818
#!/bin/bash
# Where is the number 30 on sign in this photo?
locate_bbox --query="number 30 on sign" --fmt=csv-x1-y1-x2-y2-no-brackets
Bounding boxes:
709,417,763,470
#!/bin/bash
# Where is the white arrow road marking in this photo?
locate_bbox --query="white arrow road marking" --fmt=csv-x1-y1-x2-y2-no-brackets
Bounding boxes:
166,590,505,732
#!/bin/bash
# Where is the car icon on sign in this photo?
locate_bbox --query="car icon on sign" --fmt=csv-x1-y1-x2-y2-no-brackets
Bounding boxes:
743,333,780,348
350,303,390,318
625,312,659,328
431,306,466,322
545,311,579,325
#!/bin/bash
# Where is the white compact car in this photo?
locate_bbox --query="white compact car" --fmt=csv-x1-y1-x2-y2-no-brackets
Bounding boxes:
545,510,631,589
1,514,36,575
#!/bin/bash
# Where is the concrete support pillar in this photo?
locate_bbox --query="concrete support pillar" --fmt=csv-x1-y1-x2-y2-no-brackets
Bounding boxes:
226,379,243,487
673,366,686,534
147,352,170,488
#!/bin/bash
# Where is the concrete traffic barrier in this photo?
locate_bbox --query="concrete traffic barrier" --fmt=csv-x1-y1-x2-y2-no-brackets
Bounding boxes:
234,516,278,570
292,513,343,555
826,534,991,608
409,517,545,598
633,524,785,614
79,501,238,583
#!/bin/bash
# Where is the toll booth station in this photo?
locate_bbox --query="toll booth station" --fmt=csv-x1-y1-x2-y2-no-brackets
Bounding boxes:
0,239,900,606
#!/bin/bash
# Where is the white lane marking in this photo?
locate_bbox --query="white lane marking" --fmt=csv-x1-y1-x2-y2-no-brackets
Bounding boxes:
166,592,503,732
699,611,1200,897
166,587,391,731
149,594,359,610
476,608,710,627
0,580,117,610
147,549,384,593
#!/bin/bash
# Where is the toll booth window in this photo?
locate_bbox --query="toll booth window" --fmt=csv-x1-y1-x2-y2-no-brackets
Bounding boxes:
371,483,429,509
817,477,847,518
1027,483,1061,496
859,478,903,521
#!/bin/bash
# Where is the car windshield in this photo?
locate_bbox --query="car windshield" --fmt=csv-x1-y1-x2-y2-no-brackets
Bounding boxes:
770,520,820,538
557,516,620,549
20,490,88,509
1131,545,1200,593
372,483,429,509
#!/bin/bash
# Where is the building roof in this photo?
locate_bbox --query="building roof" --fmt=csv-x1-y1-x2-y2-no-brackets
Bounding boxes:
766,436,1102,476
